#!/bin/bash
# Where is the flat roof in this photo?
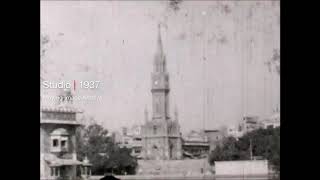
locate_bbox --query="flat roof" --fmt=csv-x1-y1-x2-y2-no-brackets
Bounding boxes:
41,106,82,113
40,119,81,125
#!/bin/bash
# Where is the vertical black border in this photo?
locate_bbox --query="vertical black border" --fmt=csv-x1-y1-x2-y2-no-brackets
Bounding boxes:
281,0,317,179
1,0,40,179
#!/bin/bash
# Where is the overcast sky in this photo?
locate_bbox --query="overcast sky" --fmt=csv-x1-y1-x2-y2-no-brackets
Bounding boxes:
41,0,280,133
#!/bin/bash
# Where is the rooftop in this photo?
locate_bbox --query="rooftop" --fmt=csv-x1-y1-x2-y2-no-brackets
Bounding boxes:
40,119,81,125
41,106,81,113
51,128,69,136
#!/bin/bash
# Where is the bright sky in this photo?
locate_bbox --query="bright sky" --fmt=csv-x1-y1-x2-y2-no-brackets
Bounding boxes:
41,0,280,134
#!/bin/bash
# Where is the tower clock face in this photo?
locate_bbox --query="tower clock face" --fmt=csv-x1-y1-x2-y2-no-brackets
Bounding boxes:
153,76,161,86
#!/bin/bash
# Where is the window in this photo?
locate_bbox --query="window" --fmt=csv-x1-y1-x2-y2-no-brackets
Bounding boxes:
50,167,54,176
61,140,66,148
53,139,59,147
50,167,59,177
55,168,59,176
50,128,69,152
153,126,157,135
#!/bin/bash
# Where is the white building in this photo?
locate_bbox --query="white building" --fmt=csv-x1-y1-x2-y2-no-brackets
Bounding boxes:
116,125,143,158
227,115,264,139
241,116,263,133
227,125,244,139
261,113,280,129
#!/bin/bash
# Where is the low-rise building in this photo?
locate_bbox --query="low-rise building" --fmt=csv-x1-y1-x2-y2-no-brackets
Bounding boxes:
261,112,280,129
226,115,263,139
117,125,143,158
241,115,262,133
203,129,223,152
227,125,244,139
117,126,212,159
182,130,209,158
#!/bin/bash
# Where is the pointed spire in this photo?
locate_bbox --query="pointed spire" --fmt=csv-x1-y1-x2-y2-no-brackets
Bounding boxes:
154,23,166,73
157,23,163,55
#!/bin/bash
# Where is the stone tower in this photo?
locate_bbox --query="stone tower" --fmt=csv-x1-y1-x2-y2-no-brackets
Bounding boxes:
141,24,182,160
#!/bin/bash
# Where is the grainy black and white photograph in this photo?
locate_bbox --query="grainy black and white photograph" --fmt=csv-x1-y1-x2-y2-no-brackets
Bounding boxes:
40,0,280,180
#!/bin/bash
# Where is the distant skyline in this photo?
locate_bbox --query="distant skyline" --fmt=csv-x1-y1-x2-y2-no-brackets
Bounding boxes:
41,1,280,134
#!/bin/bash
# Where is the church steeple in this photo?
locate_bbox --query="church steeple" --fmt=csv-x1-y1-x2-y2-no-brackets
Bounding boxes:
141,24,182,161
154,23,166,73
157,23,164,56
151,24,170,120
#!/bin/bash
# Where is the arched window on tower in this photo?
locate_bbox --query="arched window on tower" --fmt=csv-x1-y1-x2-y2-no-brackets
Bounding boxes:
155,97,161,115
169,143,174,159
153,125,157,135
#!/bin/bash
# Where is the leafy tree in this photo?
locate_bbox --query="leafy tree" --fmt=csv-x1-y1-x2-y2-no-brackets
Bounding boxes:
76,123,138,175
209,127,280,174
76,123,110,174
104,147,138,175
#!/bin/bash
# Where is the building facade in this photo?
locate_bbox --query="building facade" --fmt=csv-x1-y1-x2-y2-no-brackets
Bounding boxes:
203,130,223,152
261,112,280,129
40,89,91,180
117,125,143,158
241,116,262,133
182,131,209,158
227,125,244,139
141,24,182,160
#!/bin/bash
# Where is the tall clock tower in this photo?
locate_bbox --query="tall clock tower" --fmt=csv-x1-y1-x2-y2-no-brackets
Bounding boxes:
141,24,182,160
151,24,170,121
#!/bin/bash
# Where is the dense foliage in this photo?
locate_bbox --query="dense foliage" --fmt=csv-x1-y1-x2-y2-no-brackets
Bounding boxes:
209,127,280,173
76,123,138,175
